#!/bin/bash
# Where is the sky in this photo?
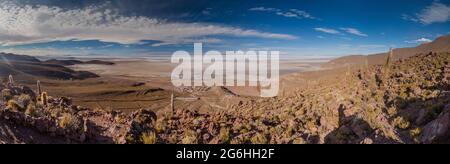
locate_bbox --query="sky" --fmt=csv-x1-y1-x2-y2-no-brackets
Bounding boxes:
0,0,449,59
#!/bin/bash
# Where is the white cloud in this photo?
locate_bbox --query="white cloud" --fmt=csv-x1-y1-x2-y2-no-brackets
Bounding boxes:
151,38,222,47
340,28,368,37
249,7,280,12
0,3,297,46
403,1,450,24
402,14,419,23
314,28,340,34
314,27,367,37
276,12,298,18
250,7,316,19
405,38,433,44
289,9,316,19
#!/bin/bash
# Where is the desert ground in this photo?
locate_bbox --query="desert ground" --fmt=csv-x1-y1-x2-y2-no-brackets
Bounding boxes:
20,57,328,114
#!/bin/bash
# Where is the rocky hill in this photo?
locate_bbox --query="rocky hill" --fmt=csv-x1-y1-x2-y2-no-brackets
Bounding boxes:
0,51,448,144
324,35,450,68
234,52,449,144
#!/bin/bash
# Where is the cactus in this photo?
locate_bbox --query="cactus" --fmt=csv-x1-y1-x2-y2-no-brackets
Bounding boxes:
41,92,48,106
171,93,175,115
385,48,394,68
346,64,350,76
8,75,14,85
37,80,42,96
384,48,394,79
364,58,369,68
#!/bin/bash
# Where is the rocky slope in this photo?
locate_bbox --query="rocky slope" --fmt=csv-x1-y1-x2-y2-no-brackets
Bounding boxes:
0,52,449,144
324,35,450,68
156,52,448,144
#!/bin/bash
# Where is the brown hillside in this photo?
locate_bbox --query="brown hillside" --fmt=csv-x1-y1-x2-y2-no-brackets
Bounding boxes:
324,35,450,68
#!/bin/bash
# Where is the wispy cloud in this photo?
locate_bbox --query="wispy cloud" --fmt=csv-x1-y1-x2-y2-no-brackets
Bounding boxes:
0,2,297,46
314,27,367,37
340,28,368,37
405,38,432,44
151,38,223,47
314,28,340,34
250,7,316,19
402,1,450,25
249,7,280,12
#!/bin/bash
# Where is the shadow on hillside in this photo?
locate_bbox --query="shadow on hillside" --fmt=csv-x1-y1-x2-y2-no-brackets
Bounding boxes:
0,120,67,144
387,88,450,144
84,120,116,144
324,104,400,144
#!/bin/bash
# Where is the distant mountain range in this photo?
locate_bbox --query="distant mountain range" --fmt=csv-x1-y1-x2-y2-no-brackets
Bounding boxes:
44,59,115,66
324,35,450,68
0,53,115,80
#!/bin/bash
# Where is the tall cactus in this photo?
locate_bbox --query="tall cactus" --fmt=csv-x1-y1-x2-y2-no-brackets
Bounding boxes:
364,58,369,68
8,75,14,85
41,92,48,106
385,48,394,68
37,80,42,96
171,93,175,115
384,48,394,78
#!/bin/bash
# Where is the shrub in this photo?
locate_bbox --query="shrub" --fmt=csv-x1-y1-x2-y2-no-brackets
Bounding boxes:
140,131,157,144
25,103,38,116
125,134,136,144
18,94,32,109
393,117,410,129
155,119,167,133
218,128,231,143
167,134,178,144
181,130,198,144
1,89,13,101
292,137,306,144
387,107,397,117
251,132,268,144
7,100,22,111
59,113,83,132
409,127,421,138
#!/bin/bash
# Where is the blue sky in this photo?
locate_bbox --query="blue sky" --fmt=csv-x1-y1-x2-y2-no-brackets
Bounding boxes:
0,0,449,58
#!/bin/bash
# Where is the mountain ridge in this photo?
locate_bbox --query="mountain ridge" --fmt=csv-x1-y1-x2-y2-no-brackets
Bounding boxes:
324,35,450,68
0,52,99,80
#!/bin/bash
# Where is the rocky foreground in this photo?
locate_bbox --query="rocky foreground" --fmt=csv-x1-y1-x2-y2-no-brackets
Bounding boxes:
0,52,449,144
